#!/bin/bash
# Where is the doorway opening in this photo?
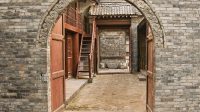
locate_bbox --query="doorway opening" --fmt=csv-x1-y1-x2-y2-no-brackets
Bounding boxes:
38,0,165,111
49,4,155,112
137,19,155,112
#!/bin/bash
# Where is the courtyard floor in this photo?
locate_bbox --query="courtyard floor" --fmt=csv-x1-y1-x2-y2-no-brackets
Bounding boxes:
64,74,146,112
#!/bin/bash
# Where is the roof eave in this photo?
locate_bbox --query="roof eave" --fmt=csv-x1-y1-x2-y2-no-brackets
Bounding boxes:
92,0,99,4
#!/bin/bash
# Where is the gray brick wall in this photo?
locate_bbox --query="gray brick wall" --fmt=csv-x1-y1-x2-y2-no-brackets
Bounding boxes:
148,0,200,111
0,0,54,112
0,0,200,112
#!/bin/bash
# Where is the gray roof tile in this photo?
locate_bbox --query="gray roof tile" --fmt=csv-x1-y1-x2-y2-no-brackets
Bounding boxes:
89,0,141,16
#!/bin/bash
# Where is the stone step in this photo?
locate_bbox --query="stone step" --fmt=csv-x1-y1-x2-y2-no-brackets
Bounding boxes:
138,74,146,81
138,70,146,81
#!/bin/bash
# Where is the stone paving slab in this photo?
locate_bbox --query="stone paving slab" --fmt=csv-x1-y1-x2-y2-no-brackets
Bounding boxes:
65,79,88,104
98,69,130,74
65,74,146,112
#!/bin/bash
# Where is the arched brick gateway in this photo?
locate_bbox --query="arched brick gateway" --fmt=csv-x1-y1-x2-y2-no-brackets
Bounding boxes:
1,0,200,112
37,0,164,111
37,0,164,47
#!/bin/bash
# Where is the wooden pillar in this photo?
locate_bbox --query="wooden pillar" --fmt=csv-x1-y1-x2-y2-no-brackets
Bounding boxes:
73,33,79,77
93,22,97,75
89,16,96,35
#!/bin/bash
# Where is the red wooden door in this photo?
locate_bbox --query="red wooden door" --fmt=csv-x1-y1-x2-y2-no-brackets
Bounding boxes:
50,16,65,111
67,33,73,78
146,24,155,112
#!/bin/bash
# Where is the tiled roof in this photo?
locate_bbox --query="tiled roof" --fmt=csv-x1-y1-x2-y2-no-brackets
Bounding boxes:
89,0,141,16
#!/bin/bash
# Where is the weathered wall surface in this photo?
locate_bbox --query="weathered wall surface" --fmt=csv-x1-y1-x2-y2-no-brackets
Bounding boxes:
0,0,200,112
147,0,200,112
130,17,144,72
99,30,128,69
0,0,55,112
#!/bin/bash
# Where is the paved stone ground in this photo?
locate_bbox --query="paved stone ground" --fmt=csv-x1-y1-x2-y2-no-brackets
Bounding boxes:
98,69,130,74
65,74,146,112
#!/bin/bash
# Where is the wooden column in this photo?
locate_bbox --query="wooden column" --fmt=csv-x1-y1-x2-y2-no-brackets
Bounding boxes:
94,27,98,75
89,16,96,35
73,33,79,77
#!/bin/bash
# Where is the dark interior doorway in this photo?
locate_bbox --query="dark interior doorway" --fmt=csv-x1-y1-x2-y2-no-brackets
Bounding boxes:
138,20,155,112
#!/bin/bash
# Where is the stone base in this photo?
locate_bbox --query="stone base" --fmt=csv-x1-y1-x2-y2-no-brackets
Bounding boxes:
107,63,119,69
120,63,128,69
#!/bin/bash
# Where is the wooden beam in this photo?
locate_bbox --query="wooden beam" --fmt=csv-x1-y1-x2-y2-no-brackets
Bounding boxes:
92,0,99,4
73,33,79,77
96,19,131,26
64,23,83,34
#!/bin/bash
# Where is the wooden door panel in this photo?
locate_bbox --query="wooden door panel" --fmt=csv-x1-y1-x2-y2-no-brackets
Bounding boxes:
51,74,64,110
53,17,63,34
51,35,65,111
51,16,65,112
146,24,154,112
51,37,64,73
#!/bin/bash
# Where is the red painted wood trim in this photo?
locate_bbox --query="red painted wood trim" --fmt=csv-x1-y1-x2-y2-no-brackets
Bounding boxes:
52,70,65,79
72,33,79,77
96,19,131,25
51,33,64,40
64,23,83,33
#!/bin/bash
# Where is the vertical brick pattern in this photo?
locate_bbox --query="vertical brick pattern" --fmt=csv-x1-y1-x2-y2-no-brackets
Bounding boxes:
0,0,54,112
148,0,200,112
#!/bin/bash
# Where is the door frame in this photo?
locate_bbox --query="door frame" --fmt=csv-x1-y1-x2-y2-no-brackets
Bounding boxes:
37,0,165,111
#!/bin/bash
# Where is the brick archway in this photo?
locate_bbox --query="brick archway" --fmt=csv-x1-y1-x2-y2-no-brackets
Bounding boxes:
37,0,164,47
36,0,165,111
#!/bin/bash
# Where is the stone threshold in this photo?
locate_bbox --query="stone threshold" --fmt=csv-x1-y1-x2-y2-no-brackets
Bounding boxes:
138,70,147,81
65,78,88,105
